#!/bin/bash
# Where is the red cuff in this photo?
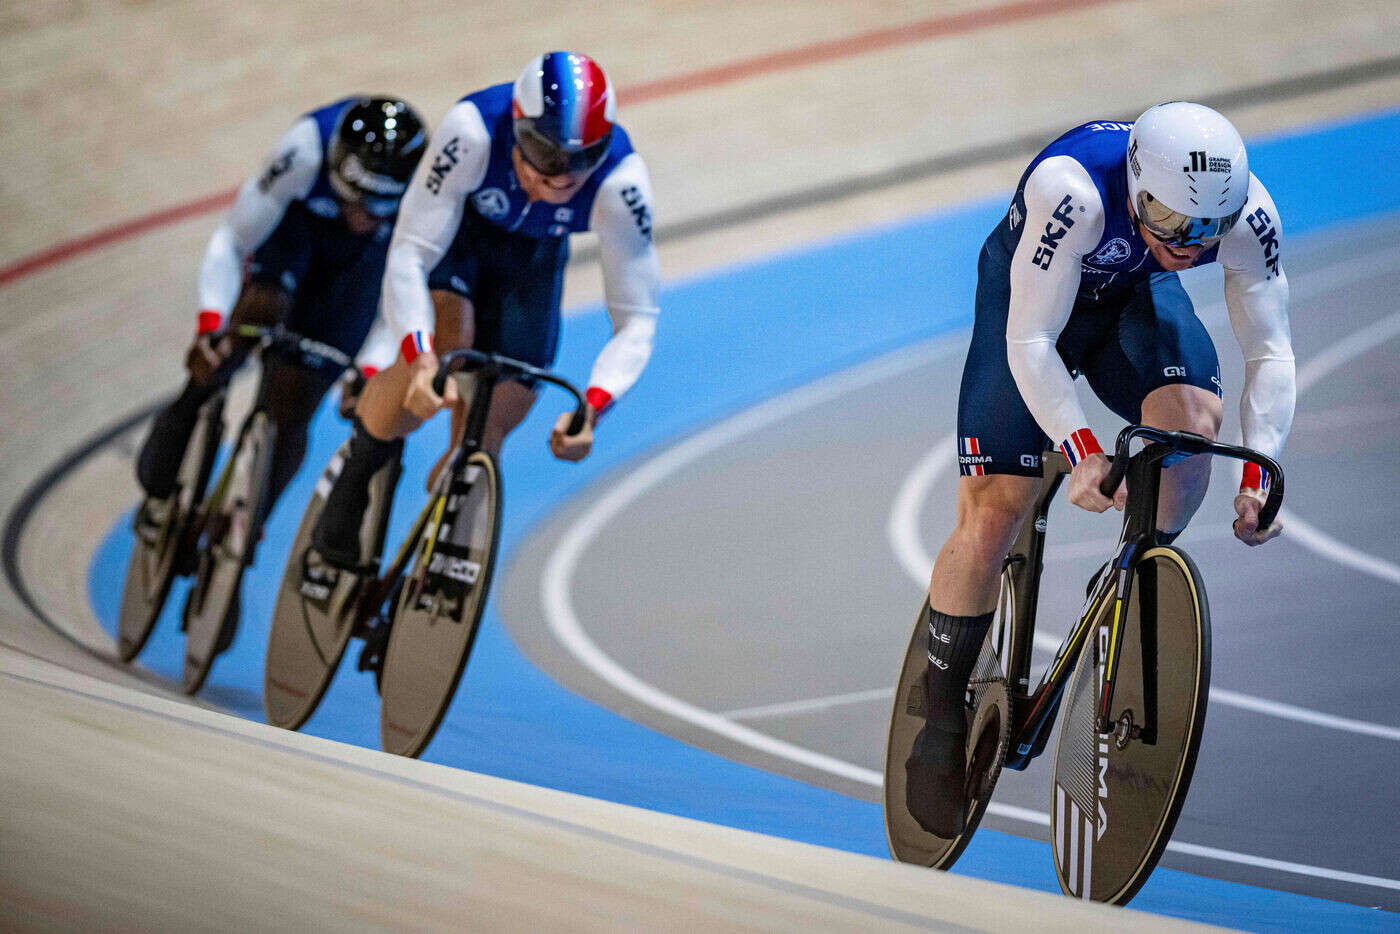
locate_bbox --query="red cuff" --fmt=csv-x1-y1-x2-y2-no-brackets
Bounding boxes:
1240,462,1271,492
197,310,224,335
1059,428,1103,467
359,365,378,380
400,331,433,363
586,387,614,416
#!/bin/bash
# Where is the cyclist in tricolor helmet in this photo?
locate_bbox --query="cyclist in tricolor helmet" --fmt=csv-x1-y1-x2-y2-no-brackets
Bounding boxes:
904,102,1294,839
311,52,660,570
134,94,427,544
512,52,616,181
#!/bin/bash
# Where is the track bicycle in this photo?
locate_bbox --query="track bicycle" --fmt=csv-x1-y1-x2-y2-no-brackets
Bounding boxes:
884,425,1284,905
117,324,352,695
264,347,587,758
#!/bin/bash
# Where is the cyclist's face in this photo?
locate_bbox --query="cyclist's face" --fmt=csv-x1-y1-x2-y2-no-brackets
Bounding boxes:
339,198,382,235
512,145,587,204
1132,199,1203,271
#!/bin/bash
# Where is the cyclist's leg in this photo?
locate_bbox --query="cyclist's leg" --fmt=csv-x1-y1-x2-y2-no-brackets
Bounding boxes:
908,235,1046,836
309,293,463,565
135,279,290,501
1082,271,1223,538
255,354,338,525
429,214,566,472
310,211,484,566
476,221,565,456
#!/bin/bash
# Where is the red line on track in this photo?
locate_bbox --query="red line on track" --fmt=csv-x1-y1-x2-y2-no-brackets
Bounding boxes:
624,0,1128,104
0,190,238,289
0,0,1128,289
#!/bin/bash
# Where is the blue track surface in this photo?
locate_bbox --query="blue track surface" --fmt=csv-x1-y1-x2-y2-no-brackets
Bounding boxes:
91,107,1400,931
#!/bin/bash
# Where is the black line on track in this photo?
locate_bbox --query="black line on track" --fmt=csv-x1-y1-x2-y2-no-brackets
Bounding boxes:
4,49,1400,689
1,398,168,659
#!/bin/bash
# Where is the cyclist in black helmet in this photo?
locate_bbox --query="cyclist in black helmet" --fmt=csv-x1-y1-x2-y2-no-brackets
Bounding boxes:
134,96,427,540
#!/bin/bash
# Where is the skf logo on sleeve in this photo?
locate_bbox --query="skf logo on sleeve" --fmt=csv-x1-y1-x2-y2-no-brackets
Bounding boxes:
1031,195,1076,270
257,151,294,192
620,186,652,239
1245,207,1281,279
425,137,461,194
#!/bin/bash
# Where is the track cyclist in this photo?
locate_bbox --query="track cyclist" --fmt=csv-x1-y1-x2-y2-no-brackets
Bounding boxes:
310,51,660,569
134,96,428,538
906,102,1296,837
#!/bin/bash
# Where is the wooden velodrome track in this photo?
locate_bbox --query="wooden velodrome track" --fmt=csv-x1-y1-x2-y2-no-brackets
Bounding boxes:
3,1,1399,928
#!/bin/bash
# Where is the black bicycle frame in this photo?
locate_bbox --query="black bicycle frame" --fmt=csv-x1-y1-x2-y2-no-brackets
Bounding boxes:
354,348,588,618
999,426,1283,771
198,325,355,533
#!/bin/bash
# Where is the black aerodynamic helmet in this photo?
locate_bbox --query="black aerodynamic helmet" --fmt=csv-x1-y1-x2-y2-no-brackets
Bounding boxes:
328,97,428,216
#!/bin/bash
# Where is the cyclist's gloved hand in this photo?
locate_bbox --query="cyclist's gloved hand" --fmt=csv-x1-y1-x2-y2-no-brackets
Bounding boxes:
1233,489,1281,547
1068,452,1125,513
404,352,458,420
549,406,595,462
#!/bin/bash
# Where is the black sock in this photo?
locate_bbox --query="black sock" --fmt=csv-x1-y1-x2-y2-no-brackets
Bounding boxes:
135,378,219,499
344,416,401,479
924,607,994,732
312,417,401,565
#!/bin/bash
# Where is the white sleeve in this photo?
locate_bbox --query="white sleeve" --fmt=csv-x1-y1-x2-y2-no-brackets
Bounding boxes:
196,117,320,327
1004,156,1106,451
381,101,491,351
1216,174,1294,466
585,154,661,407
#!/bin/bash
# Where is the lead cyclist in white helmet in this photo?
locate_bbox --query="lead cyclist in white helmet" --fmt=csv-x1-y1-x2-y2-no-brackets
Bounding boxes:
904,102,1294,838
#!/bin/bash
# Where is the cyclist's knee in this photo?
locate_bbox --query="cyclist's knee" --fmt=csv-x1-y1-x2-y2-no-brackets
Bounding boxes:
1142,384,1222,440
952,476,1036,564
482,381,537,454
431,290,474,352
356,359,417,439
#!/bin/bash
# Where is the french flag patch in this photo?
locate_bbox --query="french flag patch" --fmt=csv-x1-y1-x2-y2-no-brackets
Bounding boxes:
1059,428,1102,467
400,330,433,363
958,436,987,476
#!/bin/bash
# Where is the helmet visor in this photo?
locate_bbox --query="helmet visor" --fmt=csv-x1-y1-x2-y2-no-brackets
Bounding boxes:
329,169,402,217
515,120,611,179
1135,190,1241,247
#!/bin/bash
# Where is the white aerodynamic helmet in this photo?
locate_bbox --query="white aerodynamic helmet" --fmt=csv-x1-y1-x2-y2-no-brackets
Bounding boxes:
1126,102,1248,246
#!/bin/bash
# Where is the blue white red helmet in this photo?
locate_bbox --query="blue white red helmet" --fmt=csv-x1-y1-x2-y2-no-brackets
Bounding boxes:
1126,102,1248,247
512,51,616,177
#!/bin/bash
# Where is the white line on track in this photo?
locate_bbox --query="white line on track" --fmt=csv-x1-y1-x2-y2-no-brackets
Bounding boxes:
723,687,896,721
542,336,965,788
539,248,1400,892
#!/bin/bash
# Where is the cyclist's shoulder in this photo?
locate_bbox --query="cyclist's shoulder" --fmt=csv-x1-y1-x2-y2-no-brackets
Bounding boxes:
1031,121,1131,176
1022,154,1107,225
1216,173,1285,276
456,82,512,124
